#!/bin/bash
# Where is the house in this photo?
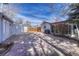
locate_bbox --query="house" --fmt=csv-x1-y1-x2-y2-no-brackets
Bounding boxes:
52,21,79,38
0,12,30,43
41,21,79,38
0,12,14,43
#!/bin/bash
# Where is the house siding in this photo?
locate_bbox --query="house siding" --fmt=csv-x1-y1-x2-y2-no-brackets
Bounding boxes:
0,13,14,43
0,13,26,43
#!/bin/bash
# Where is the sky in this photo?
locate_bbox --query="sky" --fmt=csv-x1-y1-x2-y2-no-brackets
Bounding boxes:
7,3,70,25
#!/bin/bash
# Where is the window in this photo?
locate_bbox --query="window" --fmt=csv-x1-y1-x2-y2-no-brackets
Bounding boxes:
77,24,79,29
73,25,76,29
44,26,46,29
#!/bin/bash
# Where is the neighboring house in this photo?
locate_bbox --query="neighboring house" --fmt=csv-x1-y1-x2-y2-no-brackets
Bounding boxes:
0,13,14,43
52,21,79,38
41,22,52,34
52,21,68,34
41,21,79,39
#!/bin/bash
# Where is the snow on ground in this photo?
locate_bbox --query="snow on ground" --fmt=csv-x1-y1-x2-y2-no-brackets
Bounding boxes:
35,32,79,56
4,33,58,56
4,32,79,56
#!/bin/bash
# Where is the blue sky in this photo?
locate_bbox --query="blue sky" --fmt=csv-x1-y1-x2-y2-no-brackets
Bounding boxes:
10,3,70,25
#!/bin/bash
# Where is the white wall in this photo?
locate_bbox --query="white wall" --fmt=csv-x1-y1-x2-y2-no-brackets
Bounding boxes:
2,19,6,41
6,21,11,39
16,25,20,34
0,19,1,43
15,24,25,35
0,18,25,43
20,24,24,33
24,27,28,32
0,18,14,43
12,24,16,35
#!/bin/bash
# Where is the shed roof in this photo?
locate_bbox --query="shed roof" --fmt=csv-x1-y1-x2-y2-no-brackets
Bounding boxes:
41,21,51,25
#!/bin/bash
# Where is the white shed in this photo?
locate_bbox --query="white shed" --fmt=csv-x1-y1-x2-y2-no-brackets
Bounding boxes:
41,22,52,34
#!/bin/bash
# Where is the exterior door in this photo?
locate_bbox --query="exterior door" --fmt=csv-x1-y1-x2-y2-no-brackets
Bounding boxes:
73,24,79,38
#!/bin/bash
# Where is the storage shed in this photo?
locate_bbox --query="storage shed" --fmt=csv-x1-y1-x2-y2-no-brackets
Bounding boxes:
41,22,52,34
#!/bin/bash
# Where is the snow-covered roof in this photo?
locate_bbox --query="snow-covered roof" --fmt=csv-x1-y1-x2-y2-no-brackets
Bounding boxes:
41,21,51,25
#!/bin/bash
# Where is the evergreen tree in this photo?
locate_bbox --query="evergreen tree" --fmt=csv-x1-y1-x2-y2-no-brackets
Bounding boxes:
68,3,79,24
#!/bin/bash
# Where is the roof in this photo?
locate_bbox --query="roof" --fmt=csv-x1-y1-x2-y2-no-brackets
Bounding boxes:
0,12,13,23
41,21,51,25
52,21,67,24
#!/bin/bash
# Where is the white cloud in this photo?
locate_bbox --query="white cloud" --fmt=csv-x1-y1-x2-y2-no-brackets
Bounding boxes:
15,13,43,25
